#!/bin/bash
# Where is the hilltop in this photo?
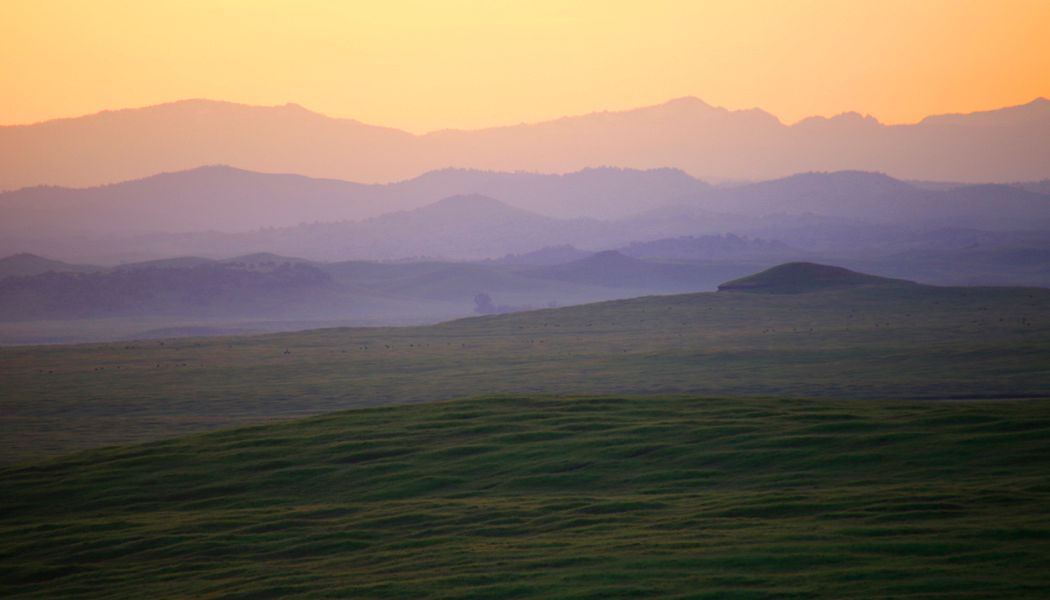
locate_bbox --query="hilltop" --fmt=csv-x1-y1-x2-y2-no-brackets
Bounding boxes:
718,262,916,293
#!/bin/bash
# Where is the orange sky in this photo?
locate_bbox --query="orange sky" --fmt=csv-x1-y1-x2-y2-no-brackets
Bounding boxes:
2,0,1049,132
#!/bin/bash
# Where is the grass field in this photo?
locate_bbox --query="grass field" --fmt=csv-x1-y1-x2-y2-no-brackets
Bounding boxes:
2,395,1049,598
2,284,1049,463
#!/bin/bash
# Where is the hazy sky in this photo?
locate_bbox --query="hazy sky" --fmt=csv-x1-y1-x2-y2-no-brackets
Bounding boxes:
3,0,1049,132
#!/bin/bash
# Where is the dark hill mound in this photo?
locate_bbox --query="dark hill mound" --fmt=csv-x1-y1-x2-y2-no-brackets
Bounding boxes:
718,262,915,293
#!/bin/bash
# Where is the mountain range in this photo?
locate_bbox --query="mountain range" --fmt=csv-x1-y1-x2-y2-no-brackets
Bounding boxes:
0,165,707,235
2,166,1048,265
2,96,1048,191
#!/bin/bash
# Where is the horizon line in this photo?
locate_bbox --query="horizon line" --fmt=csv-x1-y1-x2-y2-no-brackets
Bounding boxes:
2,95,1047,134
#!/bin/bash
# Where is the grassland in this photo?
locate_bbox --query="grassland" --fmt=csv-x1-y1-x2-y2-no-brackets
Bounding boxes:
2,395,1049,598
2,284,1049,463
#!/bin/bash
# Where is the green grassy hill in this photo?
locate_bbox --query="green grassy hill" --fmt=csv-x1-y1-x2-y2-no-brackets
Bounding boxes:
2,395,1049,598
2,283,1048,463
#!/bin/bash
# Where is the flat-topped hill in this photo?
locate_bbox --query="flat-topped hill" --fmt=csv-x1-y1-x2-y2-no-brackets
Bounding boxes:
718,262,916,293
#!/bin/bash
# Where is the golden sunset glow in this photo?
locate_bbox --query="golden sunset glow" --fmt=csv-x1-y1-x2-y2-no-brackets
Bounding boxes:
2,0,1049,131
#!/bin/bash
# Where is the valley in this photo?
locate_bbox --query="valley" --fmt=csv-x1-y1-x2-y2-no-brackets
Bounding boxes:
3,8,1049,595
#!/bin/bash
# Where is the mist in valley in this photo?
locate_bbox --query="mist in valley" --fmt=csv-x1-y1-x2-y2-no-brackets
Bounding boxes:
2,159,1049,343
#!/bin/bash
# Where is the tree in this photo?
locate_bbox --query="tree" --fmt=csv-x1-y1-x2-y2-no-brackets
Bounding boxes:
474,292,495,315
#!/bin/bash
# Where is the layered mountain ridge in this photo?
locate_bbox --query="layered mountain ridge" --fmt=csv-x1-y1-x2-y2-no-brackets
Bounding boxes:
2,96,1048,190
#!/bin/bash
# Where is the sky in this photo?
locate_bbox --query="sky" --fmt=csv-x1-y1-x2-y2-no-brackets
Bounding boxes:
2,0,1049,132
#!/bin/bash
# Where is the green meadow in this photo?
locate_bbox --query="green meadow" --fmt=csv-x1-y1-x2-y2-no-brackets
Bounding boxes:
2,281,1049,597
2,395,1049,598
2,284,1048,463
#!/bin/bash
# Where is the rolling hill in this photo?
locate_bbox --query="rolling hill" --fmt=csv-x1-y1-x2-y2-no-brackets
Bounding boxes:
0,261,336,321
693,170,1050,228
0,249,767,339
2,264,1047,461
0,165,708,238
3,263,1048,597
2,96,1049,191
2,395,1048,598
3,165,1049,240
0,253,99,280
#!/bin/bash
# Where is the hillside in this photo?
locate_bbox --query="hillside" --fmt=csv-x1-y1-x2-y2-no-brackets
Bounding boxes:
1018,179,1050,196
2,97,1049,191
0,165,707,238
2,395,1048,598
391,166,712,219
494,245,594,266
0,261,336,321
0,251,762,341
693,171,1050,228
0,166,376,235
4,166,1050,238
113,195,617,262
2,280,1047,461
0,253,99,280
619,234,797,261
718,262,916,293
528,250,750,290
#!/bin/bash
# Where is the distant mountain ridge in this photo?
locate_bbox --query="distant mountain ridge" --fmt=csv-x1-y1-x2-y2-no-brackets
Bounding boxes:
2,96,1048,190
0,253,100,279
0,249,761,324
2,167,1047,247
0,165,705,235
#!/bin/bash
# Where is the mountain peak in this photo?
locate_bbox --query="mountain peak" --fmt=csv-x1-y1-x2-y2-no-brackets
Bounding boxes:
764,170,916,194
660,96,715,109
647,97,780,123
795,111,882,127
407,194,542,222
